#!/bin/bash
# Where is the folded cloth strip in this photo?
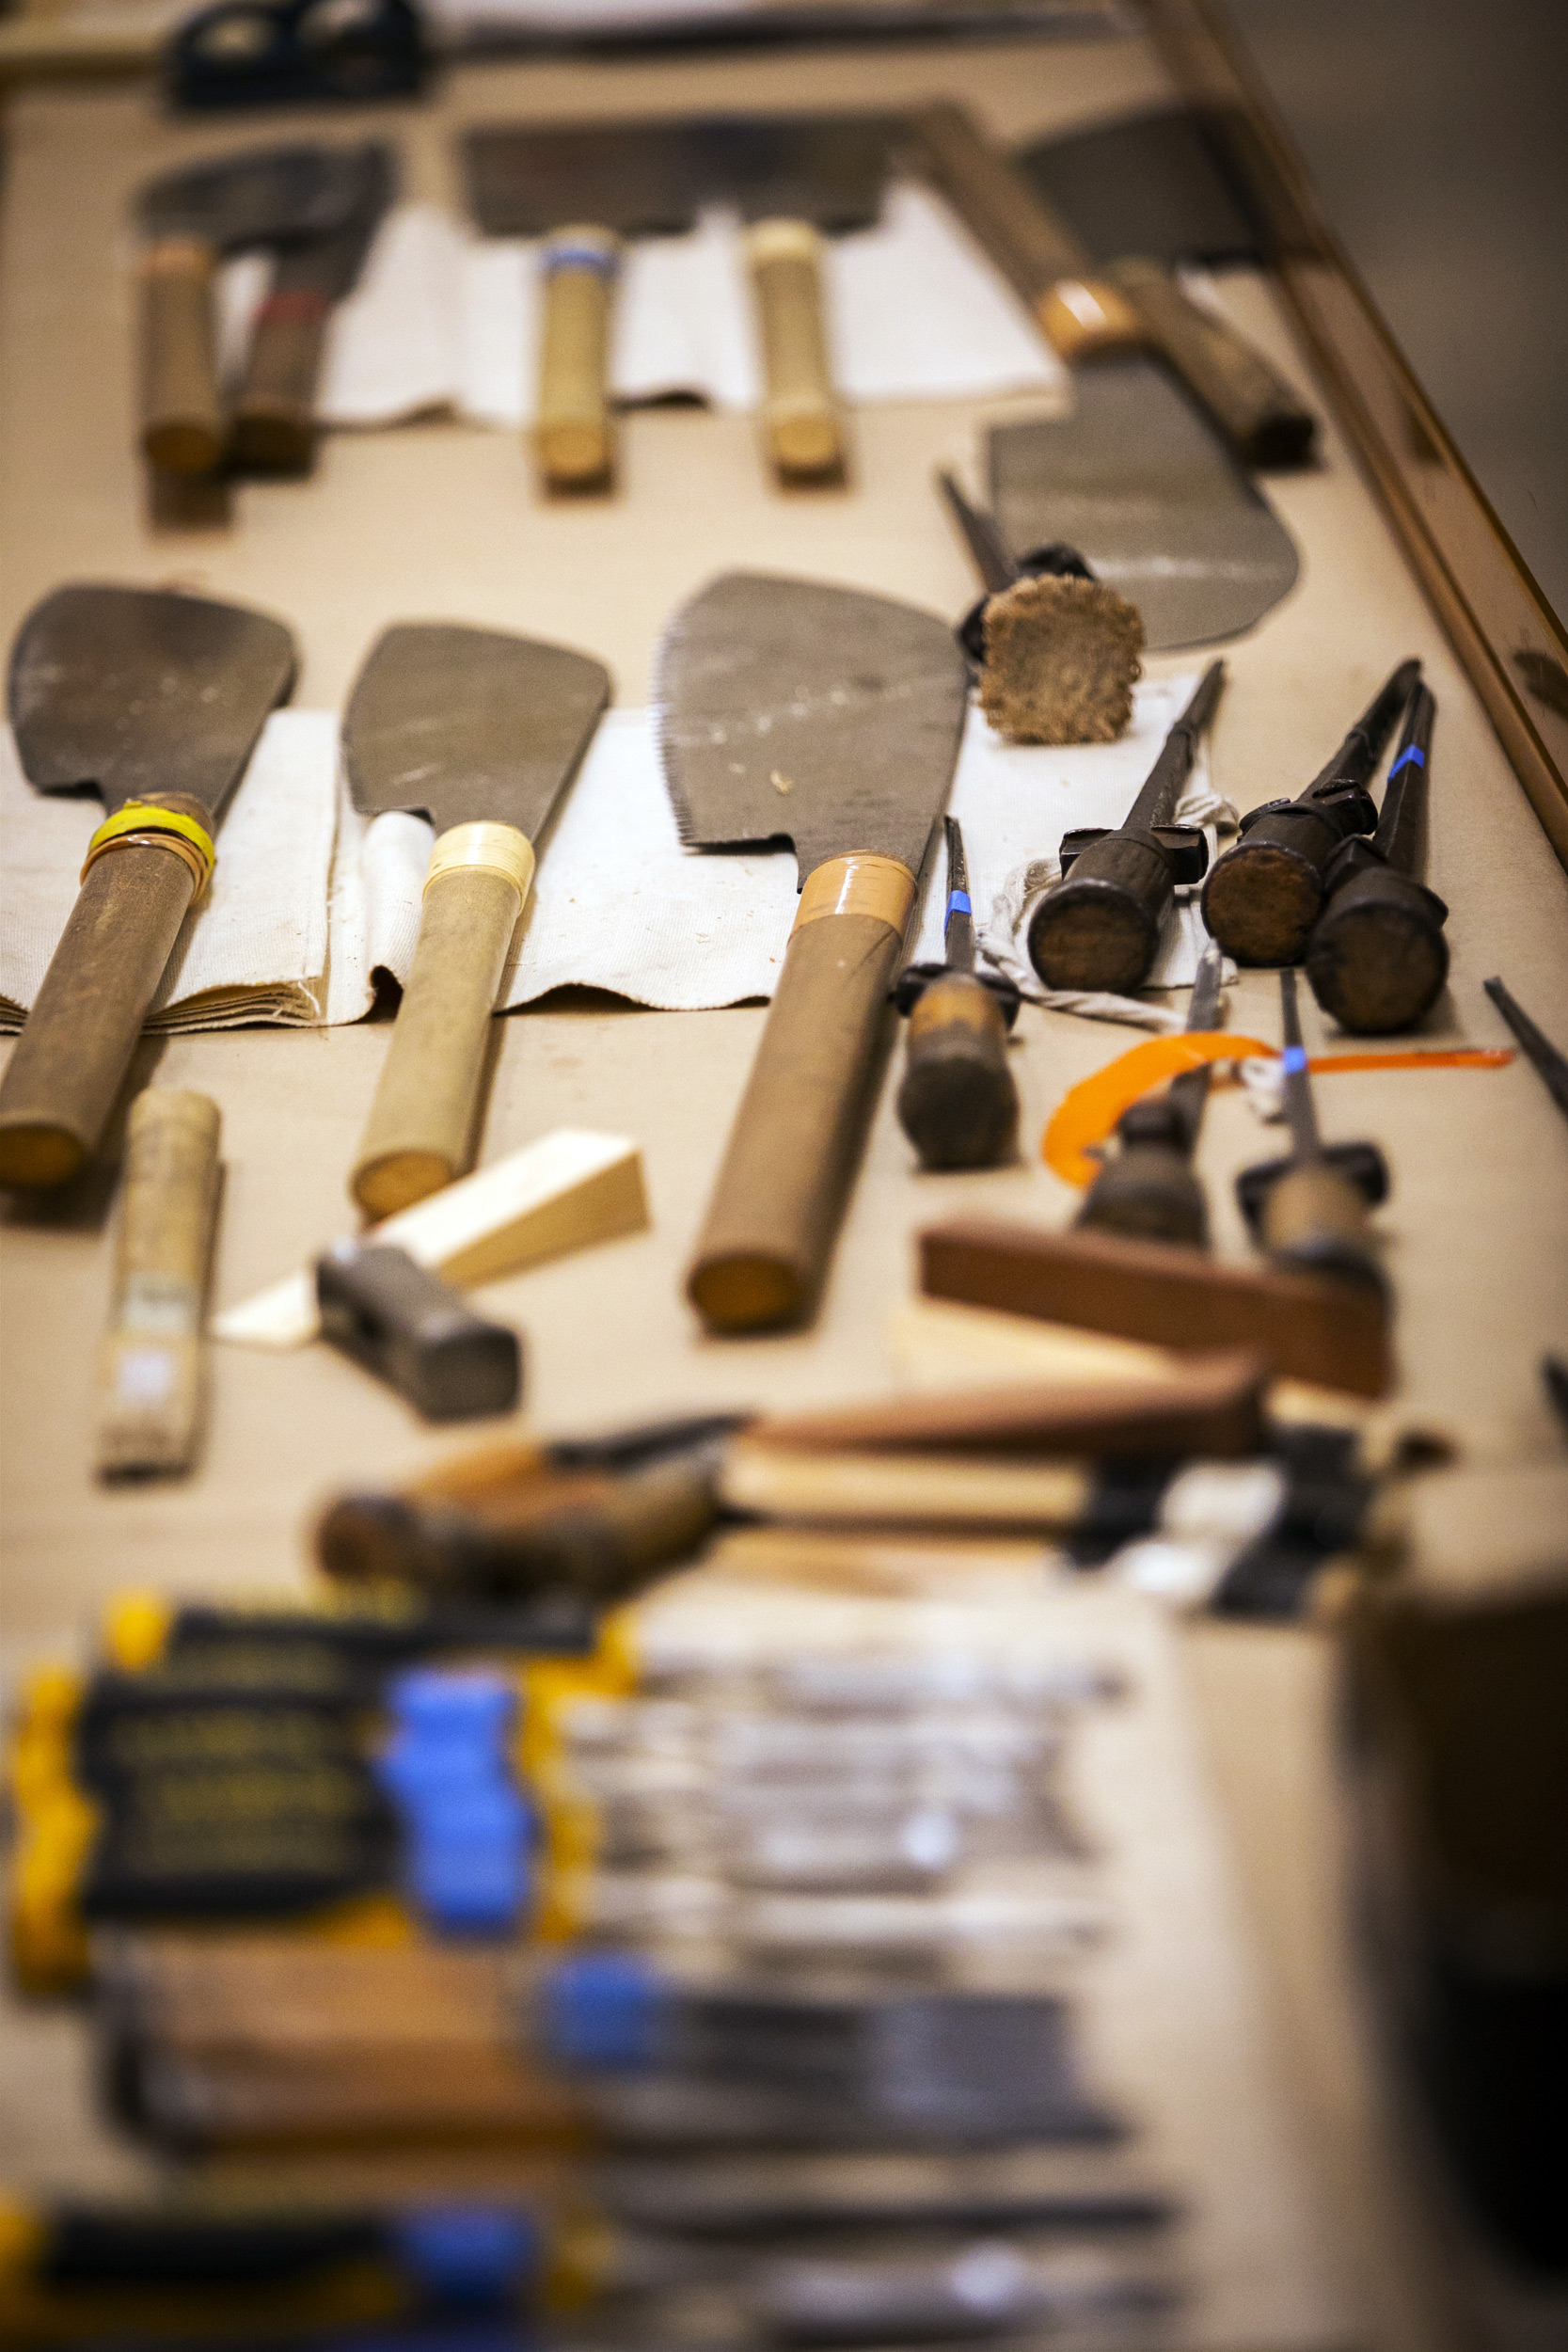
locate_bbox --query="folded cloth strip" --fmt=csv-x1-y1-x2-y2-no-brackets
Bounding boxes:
214,186,1068,430
0,680,1215,1035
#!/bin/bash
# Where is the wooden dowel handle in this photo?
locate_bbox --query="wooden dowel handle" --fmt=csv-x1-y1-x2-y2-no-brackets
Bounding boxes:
351,823,532,1220
688,853,915,1333
746,219,844,481
1261,1162,1385,1291
228,294,331,475
0,830,202,1189
896,975,1018,1171
1106,257,1316,468
139,238,225,476
97,1089,221,1477
536,226,618,488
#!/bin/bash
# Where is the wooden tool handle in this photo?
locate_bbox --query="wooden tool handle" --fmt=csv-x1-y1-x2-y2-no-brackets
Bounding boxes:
1107,257,1316,469
97,1089,221,1477
896,975,1018,1170
536,226,618,488
745,220,844,481
138,238,225,475
1261,1161,1386,1291
0,827,204,1189
228,294,330,475
1305,868,1449,1036
909,103,1086,302
351,823,532,1220
1077,1134,1209,1249
688,854,915,1332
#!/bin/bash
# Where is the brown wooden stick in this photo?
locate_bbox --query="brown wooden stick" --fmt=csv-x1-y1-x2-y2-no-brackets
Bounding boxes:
920,1215,1391,1397
96,1089,221,1478
688,857,913,1333
1105,258,1314,470
748,1349,1268,1458
0,831,201,1189
229,294,329,475
138,239,225,475
746,219,844,480
536,228,618,488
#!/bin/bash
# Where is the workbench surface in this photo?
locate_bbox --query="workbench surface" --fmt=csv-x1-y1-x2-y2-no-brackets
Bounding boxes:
3,23,1567,2348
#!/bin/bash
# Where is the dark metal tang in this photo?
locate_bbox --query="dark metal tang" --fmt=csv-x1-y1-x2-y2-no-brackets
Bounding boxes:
8,585,296,819
654,572,972,884
137,142,371,248
343,624,610,838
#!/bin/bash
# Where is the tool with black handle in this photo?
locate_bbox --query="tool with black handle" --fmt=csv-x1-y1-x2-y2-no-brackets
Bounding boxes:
657,573,970,1332
316,1241,521,1422
0,587,295,1191
1202,659,1420,967
910,103,1314,471
1483,977,1568,1126
1027,660,1224,993
1304,681,1448,1033
895,818,1020,1171
1076,939,1224,1247
1235,970,1388,1292
228,142,394,475
936,469,1142,745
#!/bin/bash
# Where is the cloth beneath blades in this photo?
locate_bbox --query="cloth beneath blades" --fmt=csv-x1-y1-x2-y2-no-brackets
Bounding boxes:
0,681,1223,1034
214,187,1068,428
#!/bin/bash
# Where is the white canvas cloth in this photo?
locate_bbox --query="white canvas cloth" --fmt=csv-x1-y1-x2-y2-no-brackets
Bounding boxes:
215,185,1068,430
0,680,1221,1033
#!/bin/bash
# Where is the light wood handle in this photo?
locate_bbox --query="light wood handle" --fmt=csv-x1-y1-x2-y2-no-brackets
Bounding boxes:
536,226,618,488
138,238,225,476
688,854,915,1333
97,1089,221,1477
0,832,201,1190
910,103,1086,301
746,219,843,481
1106,257,1316,468
1261,1160,1385,1290
228,294,330,475
351,824,531,1221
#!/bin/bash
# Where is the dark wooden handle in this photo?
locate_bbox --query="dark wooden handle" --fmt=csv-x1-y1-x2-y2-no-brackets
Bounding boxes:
1027,833,1173,993
896,974,1018,1170
0,841,198,1188
688,862,913,1333
229,296,330,475
1260,1161,1386,1291
139,238,225,476
1107,257,1316,469
1077,1136,1209,1248
1305,869,1449,1035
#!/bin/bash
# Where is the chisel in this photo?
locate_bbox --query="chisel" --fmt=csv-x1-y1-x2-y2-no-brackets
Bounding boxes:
1076,939,1223,1246
1305,681,1449,1033
1235,970,1389,1292
895,818,1021,1170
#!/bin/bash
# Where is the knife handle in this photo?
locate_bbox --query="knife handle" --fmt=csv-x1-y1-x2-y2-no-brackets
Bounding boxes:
536,228,619,489
351,824,533,1220
0,813,209,1189
688,854,914,1333
228,291,332,475
1105,257,1316,469
745,220,844,481
138,238,225,475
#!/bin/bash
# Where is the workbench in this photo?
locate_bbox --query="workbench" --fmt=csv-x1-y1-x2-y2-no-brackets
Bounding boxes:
2,13,1566,2347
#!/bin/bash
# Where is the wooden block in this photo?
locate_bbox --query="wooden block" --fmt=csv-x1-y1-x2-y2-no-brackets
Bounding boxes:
919,1216,1392,1399
720,1439,1092,1531
214,1130,647,1351
750,1348,1267,1461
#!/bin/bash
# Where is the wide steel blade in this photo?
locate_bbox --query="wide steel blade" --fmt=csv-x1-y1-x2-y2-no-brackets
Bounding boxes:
138,143,372,250
8,585,296,820
265,145,397,307
692,112,896,228
343,625,610,838
462,120,710,237
1015,108,1269,272
990,364,1299,651
655,573,970,884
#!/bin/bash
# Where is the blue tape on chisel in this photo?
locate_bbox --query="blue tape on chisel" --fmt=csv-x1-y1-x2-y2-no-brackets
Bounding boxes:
945,890,973,917
1282,1045,1308,1074
1387,744,1426,775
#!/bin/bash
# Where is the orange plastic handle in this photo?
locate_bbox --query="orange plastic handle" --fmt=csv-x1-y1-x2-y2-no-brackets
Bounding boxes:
1042,1041,1514,1188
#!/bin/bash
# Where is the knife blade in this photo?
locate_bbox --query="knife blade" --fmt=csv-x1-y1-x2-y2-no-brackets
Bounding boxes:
656,571,969,1330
